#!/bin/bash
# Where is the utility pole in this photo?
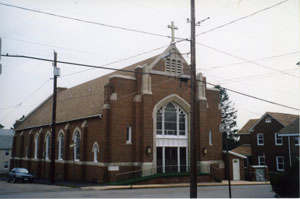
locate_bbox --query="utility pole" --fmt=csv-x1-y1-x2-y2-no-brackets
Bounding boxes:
50,51,58,184
225,129,232,198
190,0,197,198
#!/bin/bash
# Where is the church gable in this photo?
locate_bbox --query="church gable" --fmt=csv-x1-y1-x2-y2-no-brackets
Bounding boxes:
150,45,190,76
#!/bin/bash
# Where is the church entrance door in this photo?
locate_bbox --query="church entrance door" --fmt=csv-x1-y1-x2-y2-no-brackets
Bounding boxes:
156,146,187,173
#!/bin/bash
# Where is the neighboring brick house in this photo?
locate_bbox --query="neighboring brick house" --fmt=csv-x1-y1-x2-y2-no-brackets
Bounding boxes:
11,44,225,183
234,112,299,177
0,129,14,174
233,119,258,168
278,117,299,167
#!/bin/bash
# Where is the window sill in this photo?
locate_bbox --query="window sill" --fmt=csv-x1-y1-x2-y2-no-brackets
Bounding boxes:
126,141,132,145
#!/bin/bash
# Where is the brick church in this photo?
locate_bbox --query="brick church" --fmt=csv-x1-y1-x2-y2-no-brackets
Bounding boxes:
11,42,225,183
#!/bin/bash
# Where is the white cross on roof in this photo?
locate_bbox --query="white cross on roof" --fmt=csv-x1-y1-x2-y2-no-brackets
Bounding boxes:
168,21,178,43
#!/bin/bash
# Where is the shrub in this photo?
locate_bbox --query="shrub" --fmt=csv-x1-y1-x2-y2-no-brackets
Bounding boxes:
270,161,299,197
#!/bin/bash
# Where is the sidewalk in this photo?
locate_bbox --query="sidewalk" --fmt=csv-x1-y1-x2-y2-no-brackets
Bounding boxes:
81,180,270,191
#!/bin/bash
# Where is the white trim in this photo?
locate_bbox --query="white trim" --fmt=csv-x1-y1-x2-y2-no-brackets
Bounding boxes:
16,115,102,132
110,93,117,101
276,156,284,171
10,157,144,167
238,133,251,135
249,113,285,132
265,117,272,123
92,142,99,163
278,133,300,137
250,165,268,168
275,133,283,146
258,155,265,166
257,133,264,146
72,128,81,161
45,131,51,160
34,133,39,159
295,136,300,146
222,151,247,159
109,74,136,80
206,87,219,91
58,131,64,160
209,130,212,146
149,70,189,78
103,104,110,109
126,126,132,144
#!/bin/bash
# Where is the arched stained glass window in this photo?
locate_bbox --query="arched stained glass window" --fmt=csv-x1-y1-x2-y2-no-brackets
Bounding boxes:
58,132,64,160
74,131,80,161
156,102,187,137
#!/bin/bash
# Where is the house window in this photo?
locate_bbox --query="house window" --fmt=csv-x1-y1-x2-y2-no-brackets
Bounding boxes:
74,131,80,161
4,161,8,169
5,150,9,156
45,134,50,160
276,156,284,171
257,133,264,146
275,133,283,146
209,130,213,146
34,134,39,159
126,126,132,144
92,143,99,162
156,102,187,137
265,117,271,123
258,156,265,166
58,132,64,160
295,137,300,146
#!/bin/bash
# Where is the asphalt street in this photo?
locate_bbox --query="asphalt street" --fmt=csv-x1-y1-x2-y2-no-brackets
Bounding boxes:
0,180,275,198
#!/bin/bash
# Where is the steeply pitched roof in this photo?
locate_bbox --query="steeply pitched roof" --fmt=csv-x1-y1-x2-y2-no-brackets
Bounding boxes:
0,129,14,149
232,145,251,156
15,44,191,131
266,112,299,126
249,112,299,132
278,117,299,135
15,55,159,131
238,119,258,134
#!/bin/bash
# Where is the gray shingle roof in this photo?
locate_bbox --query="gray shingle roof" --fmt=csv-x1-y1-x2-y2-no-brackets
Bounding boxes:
0,129,14,149
278,118,299,135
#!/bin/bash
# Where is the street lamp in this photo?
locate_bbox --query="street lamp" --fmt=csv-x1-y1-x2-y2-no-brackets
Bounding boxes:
219,122,232,198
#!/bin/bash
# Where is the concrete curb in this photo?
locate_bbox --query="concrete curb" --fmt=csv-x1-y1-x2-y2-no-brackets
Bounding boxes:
81,181,270,191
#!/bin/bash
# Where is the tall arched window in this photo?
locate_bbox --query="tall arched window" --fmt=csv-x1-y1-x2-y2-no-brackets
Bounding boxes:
34,134,39,159
155,102,188,173
58,132,64,160
92,143,99,162
74,131,80,161
156,102,187,136
45,133,50,160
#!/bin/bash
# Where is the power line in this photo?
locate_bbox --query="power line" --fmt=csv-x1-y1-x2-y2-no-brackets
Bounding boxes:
201,80,300,111
214,68,299,84
0,2,186,41
196,0,289,36
2,52,299,111
0,79,51,122
3,36,121,59
60,44,170,77
196,42,300,79
199,51,300,71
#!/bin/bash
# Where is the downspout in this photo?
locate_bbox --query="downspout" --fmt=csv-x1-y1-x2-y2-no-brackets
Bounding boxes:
288,136,292,167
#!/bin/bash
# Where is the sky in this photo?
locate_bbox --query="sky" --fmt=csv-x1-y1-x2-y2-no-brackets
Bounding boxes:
0,0,299,129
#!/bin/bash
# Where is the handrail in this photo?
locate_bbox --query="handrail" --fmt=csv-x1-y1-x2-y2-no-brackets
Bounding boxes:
116,164,190,177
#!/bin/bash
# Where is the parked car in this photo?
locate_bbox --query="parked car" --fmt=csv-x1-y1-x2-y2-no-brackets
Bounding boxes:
7,168,34,183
